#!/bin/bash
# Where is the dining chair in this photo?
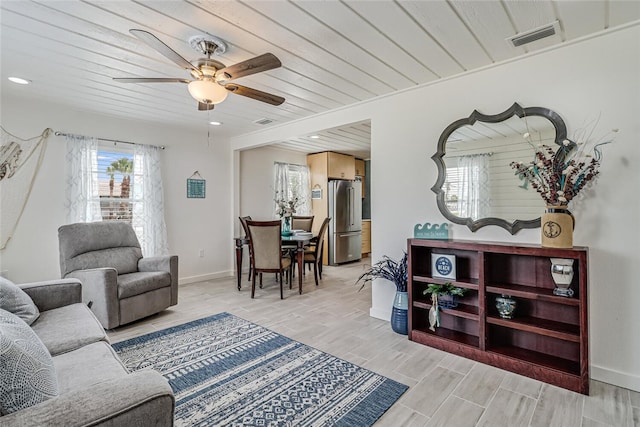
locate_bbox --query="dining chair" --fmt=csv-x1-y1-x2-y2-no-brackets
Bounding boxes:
304,217,331,287
292,215,314,232
239,216,253,281
292,215,315,273
246,220,292,299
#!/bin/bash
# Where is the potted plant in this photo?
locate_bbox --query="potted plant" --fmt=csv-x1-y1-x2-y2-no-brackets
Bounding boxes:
423,282,466,309
356,253,408,335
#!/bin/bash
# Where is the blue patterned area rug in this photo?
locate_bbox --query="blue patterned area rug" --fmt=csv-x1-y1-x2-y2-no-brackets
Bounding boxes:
113,312,408,426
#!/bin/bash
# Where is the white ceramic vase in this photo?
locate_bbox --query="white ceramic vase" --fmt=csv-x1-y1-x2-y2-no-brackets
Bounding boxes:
550,258,574,297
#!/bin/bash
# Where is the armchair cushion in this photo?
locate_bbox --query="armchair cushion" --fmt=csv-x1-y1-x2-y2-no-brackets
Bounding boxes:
118,272,171,299
58,222,142,276
0,309,59,415
0,277,39,325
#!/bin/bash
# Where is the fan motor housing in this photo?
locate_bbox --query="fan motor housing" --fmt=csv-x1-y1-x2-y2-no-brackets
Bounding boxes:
191,59,226,79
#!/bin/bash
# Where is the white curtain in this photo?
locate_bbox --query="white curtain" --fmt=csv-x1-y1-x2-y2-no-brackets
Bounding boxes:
273,162,311,216
132,144,168,256
65,135,102,223
457,154,491,219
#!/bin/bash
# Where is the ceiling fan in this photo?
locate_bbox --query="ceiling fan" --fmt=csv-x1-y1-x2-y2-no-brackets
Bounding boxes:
114,29,285,111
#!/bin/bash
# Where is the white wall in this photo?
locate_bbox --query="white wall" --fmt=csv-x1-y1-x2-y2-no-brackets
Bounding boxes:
239,145,308,222
0,96,233,285
231,24,640,391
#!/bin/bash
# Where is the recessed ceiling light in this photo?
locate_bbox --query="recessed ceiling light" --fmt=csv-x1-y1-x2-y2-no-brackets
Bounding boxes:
209,121,222,126
8,77,30,85
310,135,320,139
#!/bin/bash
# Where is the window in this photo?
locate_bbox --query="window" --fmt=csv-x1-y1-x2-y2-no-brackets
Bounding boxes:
273,162,311,216
97,145,135,222
65,135,168,256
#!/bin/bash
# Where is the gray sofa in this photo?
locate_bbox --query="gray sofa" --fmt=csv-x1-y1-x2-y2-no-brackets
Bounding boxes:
58,221,178,329
1,278,175,426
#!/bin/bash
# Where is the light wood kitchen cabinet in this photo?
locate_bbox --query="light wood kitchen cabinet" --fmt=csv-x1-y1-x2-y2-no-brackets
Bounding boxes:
361,220,371,256
327,152,355,180
355,159,365,177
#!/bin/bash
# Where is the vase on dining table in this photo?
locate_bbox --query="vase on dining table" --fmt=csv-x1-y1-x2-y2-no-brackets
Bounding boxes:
281,216,292,236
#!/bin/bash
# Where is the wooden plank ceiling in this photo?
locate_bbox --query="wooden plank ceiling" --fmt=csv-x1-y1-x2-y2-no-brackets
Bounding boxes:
1,1,638,157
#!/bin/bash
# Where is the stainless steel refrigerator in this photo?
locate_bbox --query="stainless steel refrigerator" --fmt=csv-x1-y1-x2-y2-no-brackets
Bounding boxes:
328,179,362,265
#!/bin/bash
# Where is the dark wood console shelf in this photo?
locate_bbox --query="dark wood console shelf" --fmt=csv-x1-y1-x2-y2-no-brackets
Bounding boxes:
408,239,589,394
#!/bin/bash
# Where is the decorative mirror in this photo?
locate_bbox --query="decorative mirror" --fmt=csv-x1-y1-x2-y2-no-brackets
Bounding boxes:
431,103,567,234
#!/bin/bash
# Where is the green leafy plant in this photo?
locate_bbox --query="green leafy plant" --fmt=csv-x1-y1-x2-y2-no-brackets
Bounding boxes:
423,282,466,297
356,253,407,292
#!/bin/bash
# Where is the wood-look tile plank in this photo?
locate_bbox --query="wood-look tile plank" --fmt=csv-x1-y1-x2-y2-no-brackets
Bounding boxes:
583,380,633,427
500,372,543,400
476,388,536,427
453,363,505,407
530,384,583,427
437,353,476,375
426,395,484,427
401,367,464,417
375,403,429,427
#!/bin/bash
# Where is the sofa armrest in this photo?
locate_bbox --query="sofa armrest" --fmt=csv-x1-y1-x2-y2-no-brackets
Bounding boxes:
66,268,119,329
0,370,175,427
19,279,82,312
139,255,178,306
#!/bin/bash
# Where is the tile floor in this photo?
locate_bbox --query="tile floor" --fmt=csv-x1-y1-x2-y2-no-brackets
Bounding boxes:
108,260,639,427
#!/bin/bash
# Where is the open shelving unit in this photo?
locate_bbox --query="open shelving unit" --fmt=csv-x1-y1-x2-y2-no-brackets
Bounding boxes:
408,239,589,394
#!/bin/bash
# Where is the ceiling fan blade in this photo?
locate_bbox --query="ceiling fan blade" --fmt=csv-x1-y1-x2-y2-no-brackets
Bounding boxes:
198,102,215,111
225,84,285,106
113,77,190,84
215,53,281,82
130,29,201,77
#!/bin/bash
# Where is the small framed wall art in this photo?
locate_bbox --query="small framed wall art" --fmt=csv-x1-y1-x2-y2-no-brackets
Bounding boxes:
432,253,457,280
187,171,206,198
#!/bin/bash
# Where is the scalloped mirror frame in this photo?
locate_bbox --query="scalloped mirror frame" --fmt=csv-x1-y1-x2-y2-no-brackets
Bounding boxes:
431,102,567,234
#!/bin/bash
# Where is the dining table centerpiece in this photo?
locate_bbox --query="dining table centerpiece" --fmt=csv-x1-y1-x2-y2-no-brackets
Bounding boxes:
275,193,299,236
510,124,616,248
356,253,408,335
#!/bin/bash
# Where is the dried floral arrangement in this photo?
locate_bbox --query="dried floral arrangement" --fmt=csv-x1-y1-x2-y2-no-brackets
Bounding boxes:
274,191,299,218
510,120,616,206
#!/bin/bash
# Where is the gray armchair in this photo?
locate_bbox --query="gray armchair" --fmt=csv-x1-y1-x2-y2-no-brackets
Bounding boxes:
58,221,178,329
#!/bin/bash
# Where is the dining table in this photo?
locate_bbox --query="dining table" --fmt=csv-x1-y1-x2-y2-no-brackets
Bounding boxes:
234,233,314,295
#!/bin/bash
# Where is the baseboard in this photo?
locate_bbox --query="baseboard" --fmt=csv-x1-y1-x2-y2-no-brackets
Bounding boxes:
591,364,640,392
369,306,391,322
179,271,233,286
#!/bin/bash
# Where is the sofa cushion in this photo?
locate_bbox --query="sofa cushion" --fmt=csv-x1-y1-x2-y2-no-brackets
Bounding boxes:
0,309,59,415
30,303,107,356
0,277,39,325
118,271,171,299
53,341,128,394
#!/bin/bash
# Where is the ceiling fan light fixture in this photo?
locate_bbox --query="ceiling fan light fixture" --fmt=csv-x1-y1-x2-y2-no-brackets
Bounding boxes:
187,80,228,104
